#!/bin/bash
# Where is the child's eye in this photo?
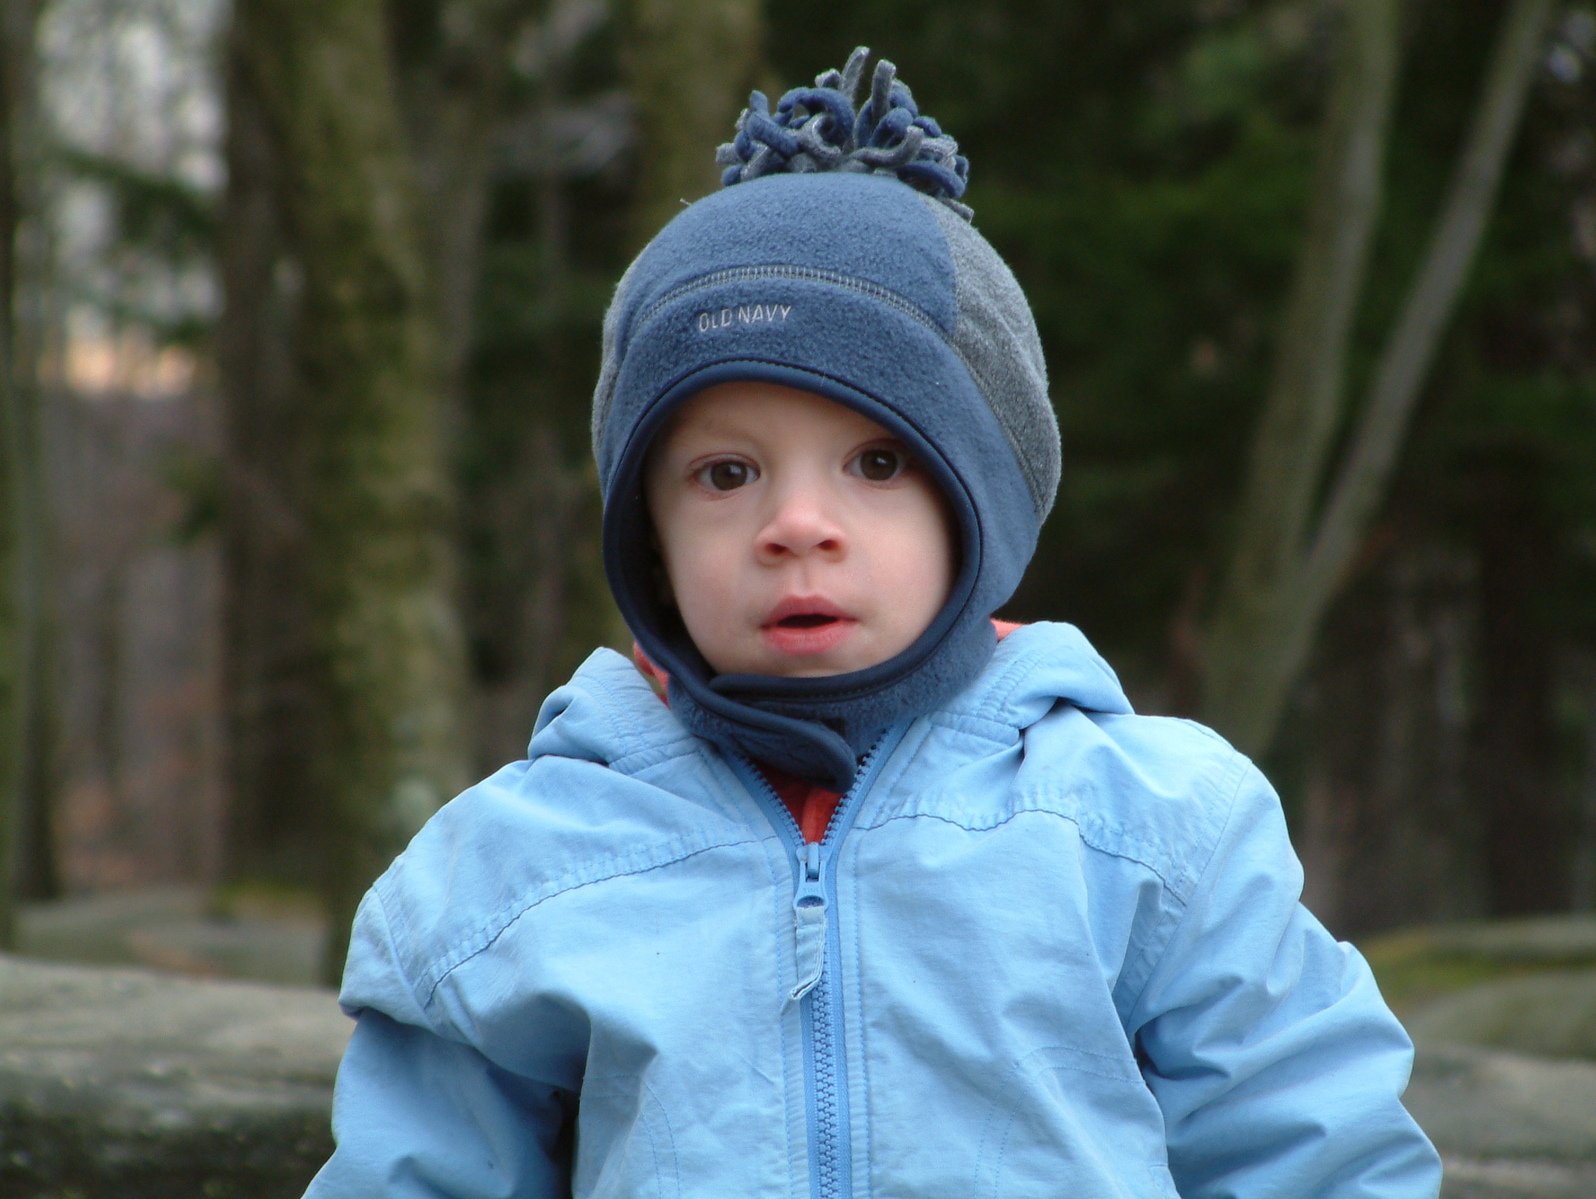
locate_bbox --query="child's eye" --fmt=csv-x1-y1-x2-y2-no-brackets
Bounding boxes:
694,459,758,491
851,446,907,482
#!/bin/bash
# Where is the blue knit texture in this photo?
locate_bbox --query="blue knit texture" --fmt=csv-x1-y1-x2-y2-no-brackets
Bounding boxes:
716,47,972,219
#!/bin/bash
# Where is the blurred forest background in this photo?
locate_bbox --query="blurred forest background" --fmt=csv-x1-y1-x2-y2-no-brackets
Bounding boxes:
1,0,1593,983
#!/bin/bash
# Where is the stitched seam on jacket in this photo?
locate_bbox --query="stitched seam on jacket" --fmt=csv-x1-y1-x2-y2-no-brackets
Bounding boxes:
1119,752,1254,1017
411,831,767,1008
845,835,875,1194
582,665,702,773
938,634,1039,726
922,708,1021,745
607,739,709,775
579,1079,682,1197
365,885,426,1018
586,665,644,755
858,805,1183,892
982,638,1054,719
644,1080,681,1199
1015,1041,1144,1084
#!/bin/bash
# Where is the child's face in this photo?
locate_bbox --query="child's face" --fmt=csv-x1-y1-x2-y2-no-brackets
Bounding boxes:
644,381,955,678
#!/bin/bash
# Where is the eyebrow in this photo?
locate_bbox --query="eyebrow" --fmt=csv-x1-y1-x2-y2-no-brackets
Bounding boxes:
660,414,760,447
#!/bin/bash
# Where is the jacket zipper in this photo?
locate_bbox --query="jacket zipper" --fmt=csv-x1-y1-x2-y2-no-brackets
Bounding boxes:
734,728,908,1199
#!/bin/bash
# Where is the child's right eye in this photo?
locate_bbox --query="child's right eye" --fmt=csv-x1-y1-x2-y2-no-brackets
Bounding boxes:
695,459,758,491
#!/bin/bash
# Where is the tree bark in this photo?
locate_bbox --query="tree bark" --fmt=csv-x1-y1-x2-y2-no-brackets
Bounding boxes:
1,0,51,946
388,0,527,402
217,3,320,887
232,0,471,981
618,0,764,247
0,0,26,948
1573,660,1596,912
1201,0,1554,755
1473,458,1568,914
1298,545,1484,935
387,0,560,773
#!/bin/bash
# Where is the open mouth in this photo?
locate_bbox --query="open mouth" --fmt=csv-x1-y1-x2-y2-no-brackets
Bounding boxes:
761,598,855,657
777,613,839,629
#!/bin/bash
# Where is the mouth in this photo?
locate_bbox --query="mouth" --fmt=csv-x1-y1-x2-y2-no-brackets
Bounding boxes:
762,596,851,629
776,612,839,629
760,596,857,658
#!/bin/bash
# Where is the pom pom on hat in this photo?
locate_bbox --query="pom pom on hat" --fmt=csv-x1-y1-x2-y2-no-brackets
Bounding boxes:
716,47,972,219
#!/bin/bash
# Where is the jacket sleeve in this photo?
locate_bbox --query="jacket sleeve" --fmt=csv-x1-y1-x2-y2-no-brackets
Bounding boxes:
305,1009,573,1199
1128,760,1442,1198
303,891,574,1198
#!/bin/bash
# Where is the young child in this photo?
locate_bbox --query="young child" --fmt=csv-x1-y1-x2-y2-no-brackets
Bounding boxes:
306,48,1442,1198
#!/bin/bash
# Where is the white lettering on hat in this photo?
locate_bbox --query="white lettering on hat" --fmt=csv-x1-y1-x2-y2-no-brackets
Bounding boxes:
695,303,792,332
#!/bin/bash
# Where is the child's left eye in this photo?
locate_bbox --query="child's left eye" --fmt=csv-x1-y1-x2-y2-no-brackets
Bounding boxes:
851,447,906,482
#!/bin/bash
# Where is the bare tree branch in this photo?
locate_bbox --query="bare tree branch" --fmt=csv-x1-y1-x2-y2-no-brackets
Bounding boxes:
1202,0,1402,748
1234,0,1401,587
1302,0,1556,599
1200,0,1553,755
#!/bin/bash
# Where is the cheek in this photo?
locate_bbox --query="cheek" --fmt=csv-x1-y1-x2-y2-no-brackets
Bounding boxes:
913,494,958,596
878,501,957,619
917,537,957,616
657,523,740,619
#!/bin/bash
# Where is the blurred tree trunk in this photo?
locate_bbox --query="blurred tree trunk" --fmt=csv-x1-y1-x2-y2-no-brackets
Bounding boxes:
619,0,763,245
385,0,553,772
460,5,621,768
0,0,29,948
219,0,526,883
1473,457,1567,913
460,0,762,766
217,7,320,887
387,0,525,408
1574,662,1596,912
1200,0,1552,755
1,0,56,947
233,0,471,981
1297,546,1483,934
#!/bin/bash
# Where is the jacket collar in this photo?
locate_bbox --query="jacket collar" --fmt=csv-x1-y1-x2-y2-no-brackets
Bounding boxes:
528,622,1131,776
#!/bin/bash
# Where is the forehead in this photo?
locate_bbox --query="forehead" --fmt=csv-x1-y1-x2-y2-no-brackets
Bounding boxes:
653,380,887,451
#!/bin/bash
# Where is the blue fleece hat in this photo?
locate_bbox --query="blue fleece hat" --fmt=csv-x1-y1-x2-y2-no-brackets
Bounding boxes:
593,48,1059,788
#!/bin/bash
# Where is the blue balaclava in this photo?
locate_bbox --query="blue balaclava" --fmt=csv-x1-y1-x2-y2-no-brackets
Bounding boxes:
593,48,1059,789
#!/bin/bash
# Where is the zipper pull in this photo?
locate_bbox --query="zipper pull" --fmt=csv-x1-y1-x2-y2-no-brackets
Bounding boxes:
789,842,827,1004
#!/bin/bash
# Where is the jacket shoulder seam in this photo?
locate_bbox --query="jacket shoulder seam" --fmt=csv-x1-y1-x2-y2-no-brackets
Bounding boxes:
360,881,434,1020
1120,750,1255,1012
866,803,1184,891
409,829,767,1009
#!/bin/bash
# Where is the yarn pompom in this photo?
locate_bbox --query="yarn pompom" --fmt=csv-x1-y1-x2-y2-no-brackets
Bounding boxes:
715,47,972,220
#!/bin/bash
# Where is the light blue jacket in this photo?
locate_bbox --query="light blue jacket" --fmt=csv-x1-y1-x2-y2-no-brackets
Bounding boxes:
308,623,1441,1198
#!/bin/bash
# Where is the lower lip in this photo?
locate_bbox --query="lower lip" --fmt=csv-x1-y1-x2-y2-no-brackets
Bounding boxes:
761,618,857,657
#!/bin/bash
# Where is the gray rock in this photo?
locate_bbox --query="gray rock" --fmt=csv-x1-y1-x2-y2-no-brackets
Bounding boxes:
17,886,324,986
1410,1041,1596,1159
1408,969,1596,1062
1403,916,1596,968
1364,918,1596,1193
0,954,348,1199
1408,1029,1596,1197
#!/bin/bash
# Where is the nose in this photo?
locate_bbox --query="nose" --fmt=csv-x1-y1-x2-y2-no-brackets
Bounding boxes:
756,479,845,563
